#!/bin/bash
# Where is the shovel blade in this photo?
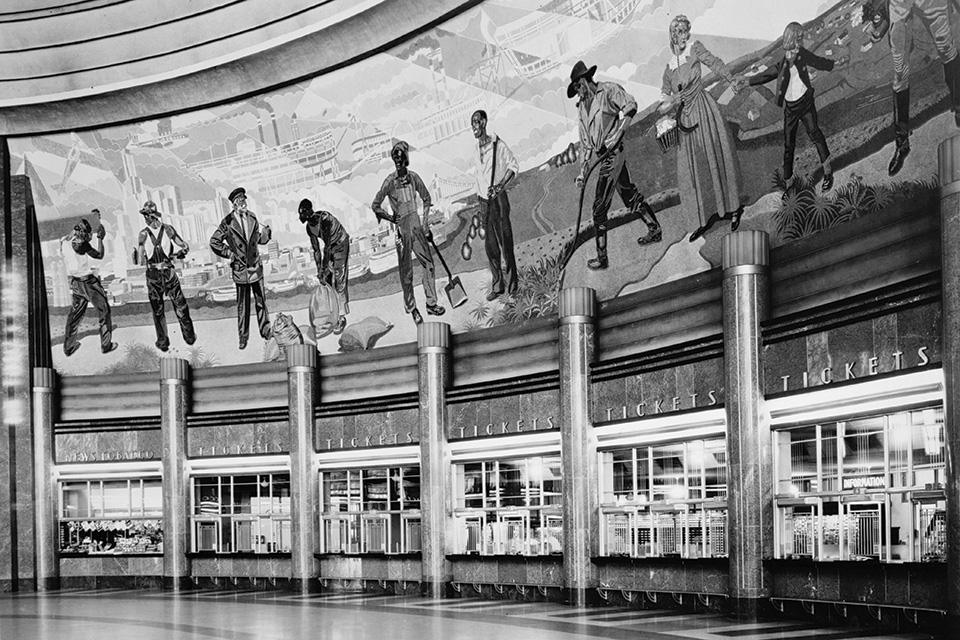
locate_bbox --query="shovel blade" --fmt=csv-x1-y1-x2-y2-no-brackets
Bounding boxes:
445,277,468,308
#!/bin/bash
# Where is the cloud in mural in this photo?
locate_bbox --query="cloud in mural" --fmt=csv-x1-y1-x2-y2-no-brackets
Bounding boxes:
692,0,826,41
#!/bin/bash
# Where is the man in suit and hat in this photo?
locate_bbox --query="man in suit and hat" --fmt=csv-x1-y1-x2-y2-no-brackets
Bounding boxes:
371,140,444,325
569,60,660,270
60,210,117,356
298,197,350,335
210,187,272,350
136,199,196,352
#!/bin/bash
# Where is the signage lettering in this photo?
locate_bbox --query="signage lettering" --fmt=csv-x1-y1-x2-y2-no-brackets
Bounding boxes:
195,441,283,457
779,346,929,392
68,450,155,463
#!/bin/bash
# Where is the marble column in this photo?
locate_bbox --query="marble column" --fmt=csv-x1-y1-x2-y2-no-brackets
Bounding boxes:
287,344,319,593
721,231,771,620
160,357,190,591
417,322,451,598
558,287,597,607
938,134,960,629
0,166,40,592
32,367,57,591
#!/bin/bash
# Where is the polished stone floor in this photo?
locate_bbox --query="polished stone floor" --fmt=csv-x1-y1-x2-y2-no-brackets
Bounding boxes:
0,589,939,640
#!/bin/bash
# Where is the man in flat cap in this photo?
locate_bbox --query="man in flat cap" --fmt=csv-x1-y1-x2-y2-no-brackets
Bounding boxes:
135,200,195,352
569,60,660,270
371,140,444,325
298,198,350,335
60,209,117,356
210,187,273,350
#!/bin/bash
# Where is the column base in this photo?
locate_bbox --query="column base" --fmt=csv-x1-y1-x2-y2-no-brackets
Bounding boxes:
420,580,456,599
288,578,322,594
727,596,774,621
162,576,196,592
36,576,61,592
561,586,605,607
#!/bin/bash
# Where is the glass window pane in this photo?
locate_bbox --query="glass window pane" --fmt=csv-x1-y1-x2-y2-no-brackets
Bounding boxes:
143,480,162,517
62,482,90,518
232,475,257,514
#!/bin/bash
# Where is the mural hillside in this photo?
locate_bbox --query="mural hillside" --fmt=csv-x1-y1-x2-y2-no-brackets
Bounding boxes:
12,0,957,375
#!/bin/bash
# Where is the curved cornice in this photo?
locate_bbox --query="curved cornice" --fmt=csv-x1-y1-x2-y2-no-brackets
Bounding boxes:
0,0,482,136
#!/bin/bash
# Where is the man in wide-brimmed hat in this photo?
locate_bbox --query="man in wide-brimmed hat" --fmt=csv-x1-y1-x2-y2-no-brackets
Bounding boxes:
569,60,660,270
209,187,273,350
371,140,444,325
136,199,195,352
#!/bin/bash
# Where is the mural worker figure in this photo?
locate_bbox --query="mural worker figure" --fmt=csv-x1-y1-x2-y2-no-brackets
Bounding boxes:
135,200,196,352
210,187,273,350
298,198,350,335
60,211,117,356
569,60,660,271
471,109,520,302
865,0,960,175
746,21,835,194
371,140,445,326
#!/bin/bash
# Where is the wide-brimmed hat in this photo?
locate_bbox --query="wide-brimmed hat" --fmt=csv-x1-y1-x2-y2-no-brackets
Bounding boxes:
139,200,159,216
567,60,597,99
228,187,246,202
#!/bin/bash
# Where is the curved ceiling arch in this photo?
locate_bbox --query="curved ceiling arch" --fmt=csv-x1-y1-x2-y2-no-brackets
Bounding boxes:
0,0,481,136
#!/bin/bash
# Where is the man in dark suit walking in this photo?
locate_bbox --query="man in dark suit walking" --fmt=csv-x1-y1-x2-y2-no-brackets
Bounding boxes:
210,187,273,350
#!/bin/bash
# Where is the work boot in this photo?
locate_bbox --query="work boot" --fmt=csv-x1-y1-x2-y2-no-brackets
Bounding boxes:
587,228,608,270
636,201,661,244
888,88,910,176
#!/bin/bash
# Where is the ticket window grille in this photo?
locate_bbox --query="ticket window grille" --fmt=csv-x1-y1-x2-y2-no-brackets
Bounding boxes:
402,515,422,553
653,510,683,556
362,515,390,554
323,515,360,554
782,505,817,558
195,520,219,552
704,508,726,557
917,501,946,562
233,518,256,552
500,513,528,555
541,515,563,554
461,514,485,555
847,503,881,559
606,513,632,556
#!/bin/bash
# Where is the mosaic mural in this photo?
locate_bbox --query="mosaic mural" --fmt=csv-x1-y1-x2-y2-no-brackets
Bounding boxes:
10,0,958,375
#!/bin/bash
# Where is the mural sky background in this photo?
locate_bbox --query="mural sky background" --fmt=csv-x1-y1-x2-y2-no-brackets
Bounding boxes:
9,0,954,375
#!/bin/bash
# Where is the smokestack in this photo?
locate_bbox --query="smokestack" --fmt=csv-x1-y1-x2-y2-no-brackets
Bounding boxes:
257,115,266,145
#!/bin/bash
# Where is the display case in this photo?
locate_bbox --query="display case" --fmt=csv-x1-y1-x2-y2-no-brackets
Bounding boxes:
58,478,163,555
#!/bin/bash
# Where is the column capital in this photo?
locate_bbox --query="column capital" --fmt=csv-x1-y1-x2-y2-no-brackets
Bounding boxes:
159,357,189,382
33,367,56,390
939,134,960,197
418,321,450,351
722,230,769,275
287,344,317,370
559,287,596,322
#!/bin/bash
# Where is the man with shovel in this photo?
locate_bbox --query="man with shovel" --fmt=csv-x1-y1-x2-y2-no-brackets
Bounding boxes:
471,109,519,302
371,140,445,325
570,60,660,270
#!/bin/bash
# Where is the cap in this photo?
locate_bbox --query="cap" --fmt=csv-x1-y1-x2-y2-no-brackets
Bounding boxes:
139,200,159,215
228,187,246,202
298,198,313,211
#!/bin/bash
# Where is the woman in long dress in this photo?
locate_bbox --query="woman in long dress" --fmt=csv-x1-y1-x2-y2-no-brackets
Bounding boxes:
659,15,743,241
